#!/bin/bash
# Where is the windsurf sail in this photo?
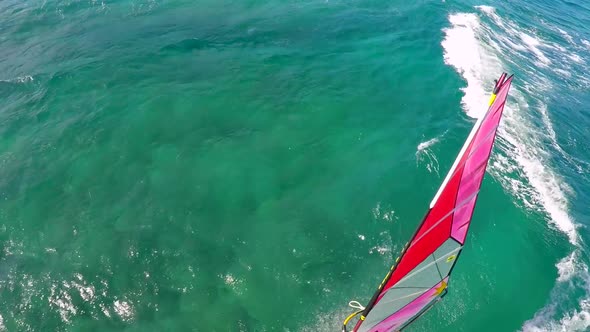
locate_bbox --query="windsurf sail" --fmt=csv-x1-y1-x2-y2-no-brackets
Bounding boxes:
343,73,513,332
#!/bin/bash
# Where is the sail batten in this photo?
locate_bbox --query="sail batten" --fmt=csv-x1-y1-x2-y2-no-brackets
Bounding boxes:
349,73,513,332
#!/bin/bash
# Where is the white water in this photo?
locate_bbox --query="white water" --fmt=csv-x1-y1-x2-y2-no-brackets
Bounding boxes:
416,133,445,176
522,252,590,332
442,6,588,332
0,75,34,83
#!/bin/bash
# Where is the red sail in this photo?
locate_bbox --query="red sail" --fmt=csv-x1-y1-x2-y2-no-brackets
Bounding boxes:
353,73,513,332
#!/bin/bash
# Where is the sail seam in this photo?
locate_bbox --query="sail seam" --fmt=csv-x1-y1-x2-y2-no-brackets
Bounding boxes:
433,253,444,280
411,189,480,246
396,246,462,284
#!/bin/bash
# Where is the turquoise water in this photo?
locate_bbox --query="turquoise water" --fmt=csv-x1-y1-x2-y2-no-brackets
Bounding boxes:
1,0,589,331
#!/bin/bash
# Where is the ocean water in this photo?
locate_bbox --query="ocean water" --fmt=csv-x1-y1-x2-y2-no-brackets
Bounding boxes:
0,0,589,331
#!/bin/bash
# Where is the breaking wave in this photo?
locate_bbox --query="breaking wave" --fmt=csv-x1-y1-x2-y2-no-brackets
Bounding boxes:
442,5,589,332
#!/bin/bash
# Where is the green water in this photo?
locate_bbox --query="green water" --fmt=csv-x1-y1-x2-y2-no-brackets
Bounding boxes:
1,0,588,331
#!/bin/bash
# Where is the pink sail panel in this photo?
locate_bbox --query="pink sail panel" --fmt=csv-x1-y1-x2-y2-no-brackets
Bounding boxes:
353,73,513,332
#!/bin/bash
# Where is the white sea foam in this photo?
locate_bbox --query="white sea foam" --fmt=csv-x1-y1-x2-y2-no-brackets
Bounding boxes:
475,5,495,15
369,231,395,259
221,273,245,295
113,300,133,321
441,13,500,118
0,313,5,331
557,306,590,332
416,134,444,175
518,31,552,66
510,143,577,243
0,75,34,83
522,251,590,332
43,273,137,323
557,28,575,45
553,68,572,78
100,303,111,318
476,5,585,76
48,283,77,323
71,273,96,302
568,54,583,63
475,5,505,28
372,202,398,223
538,104,588,174
556,252,577,282
369,245,391,255
443,6,588,332
416,136,440,152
